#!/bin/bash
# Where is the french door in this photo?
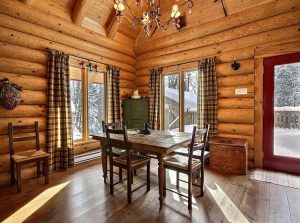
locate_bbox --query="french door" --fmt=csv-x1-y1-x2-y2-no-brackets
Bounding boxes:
263,52,300,174
162,70,198,133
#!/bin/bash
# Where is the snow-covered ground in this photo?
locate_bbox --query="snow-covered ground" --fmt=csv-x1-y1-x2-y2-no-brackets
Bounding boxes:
274,127,300,158
172,124,196,133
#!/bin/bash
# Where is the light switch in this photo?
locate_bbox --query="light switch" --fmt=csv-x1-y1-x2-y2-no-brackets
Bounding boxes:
235,88,248,95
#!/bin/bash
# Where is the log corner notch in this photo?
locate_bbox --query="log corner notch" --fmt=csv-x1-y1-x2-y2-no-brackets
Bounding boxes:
72,0,91,26
105,9,123,39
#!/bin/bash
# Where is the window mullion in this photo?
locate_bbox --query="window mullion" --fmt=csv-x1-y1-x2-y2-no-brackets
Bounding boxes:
82,68,88,141
179,71,185,132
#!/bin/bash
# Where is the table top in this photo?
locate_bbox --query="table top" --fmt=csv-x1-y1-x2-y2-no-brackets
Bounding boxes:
91,130,192,150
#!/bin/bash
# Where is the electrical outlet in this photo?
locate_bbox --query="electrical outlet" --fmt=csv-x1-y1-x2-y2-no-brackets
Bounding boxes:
235,88,248,95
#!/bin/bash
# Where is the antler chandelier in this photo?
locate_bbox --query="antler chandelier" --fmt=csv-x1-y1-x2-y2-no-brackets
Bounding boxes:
114,0,194,37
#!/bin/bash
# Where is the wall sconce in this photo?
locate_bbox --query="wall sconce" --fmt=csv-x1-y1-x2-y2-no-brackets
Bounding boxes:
231,60,240,70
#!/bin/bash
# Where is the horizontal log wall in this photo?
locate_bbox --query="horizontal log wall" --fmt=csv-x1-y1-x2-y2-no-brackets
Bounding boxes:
135,0,300,168
0,1,136,185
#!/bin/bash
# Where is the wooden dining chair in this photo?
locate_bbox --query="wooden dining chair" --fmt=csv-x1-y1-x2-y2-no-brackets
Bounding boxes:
173,123,210,161
105,124,151,204
8,122,49,193
163,126,208,209
173,123,210,184
101,120,125,183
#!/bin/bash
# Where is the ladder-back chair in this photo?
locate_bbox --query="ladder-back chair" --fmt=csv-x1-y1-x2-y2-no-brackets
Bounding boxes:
163,125,209,209
105,124,151,204
101,120,125,183
8,121,49,193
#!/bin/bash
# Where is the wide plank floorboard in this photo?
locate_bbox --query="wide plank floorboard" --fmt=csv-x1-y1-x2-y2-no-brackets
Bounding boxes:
0,159,299,223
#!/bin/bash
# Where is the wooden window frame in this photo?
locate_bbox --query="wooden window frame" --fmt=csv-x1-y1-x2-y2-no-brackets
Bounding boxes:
161,62,198,132
70,57,107,143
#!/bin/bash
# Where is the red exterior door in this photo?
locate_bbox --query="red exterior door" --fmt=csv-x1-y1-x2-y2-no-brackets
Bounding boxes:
263,52,300,174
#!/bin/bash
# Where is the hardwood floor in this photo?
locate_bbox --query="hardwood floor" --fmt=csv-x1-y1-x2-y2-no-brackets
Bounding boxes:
250,169,300,189
0,159,299,223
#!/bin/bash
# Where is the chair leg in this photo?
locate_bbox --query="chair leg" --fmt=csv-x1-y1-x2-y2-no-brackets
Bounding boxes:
127,169,132,204
163,168,166,198
10,160,15,186
109,160,114,195
200,165,204,196
104,154,108,184
176,171,179,190
16,164,21,193
131,171,134,184
119,167,122,182
188,172,192,210
37,160,40,178
147,162,150,192
134,169,137,176
44,158,49,185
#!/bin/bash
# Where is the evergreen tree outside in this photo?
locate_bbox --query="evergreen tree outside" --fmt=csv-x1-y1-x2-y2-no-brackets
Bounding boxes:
274,63,300,107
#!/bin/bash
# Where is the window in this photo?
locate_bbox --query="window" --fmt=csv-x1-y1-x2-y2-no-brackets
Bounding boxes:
183,70,198,133
70,66,83,140
70,62,105,141
163,73,180,131
162,67,198,133
88,70,105,135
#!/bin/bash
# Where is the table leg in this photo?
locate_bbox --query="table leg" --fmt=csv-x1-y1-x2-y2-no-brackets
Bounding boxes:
102,148,107,183
158,154,164,208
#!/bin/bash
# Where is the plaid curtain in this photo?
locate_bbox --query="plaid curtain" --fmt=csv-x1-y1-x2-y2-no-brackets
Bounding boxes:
46,49,74,172
107,65,121,123
197,58,218,138
148,68,162,130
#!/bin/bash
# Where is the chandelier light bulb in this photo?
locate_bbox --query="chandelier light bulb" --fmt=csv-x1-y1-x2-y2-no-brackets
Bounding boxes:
171,5,181,18
141,12,150,25
114,1,125,12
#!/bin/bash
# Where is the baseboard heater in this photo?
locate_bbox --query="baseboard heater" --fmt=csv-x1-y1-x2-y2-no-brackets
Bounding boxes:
74,149,102,164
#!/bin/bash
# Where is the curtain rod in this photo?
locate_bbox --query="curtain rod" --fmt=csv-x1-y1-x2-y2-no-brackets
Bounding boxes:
46,48,121,69
151,56,215,70
163,59,199,69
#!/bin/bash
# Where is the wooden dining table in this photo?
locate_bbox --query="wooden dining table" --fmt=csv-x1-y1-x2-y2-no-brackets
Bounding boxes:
92,130,192,206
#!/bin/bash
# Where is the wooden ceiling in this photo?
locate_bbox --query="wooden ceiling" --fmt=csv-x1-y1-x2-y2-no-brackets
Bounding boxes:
20,0,275,44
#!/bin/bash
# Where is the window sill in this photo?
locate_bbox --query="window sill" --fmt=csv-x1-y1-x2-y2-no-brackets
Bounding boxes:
73,139,100,146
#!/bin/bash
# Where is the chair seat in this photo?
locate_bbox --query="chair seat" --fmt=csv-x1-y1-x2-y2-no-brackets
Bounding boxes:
12,150,49,163
174,145,210,159
105,147,126,156
113,154,150,167
163,154,201,171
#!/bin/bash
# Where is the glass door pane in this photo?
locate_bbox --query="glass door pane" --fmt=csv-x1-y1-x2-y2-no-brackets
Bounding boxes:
274,62,300,158
88,70,105,135
184,70,198,133
164,73,180,131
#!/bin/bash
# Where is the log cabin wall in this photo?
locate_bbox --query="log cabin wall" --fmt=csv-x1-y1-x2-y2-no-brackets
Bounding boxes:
134,0,300,168
0,0,136,185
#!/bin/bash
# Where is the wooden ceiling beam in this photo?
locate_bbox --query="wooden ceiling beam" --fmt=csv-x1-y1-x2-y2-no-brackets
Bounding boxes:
105,9,123,39
106,17,123,39
20,0,36,5
72,0,91,26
